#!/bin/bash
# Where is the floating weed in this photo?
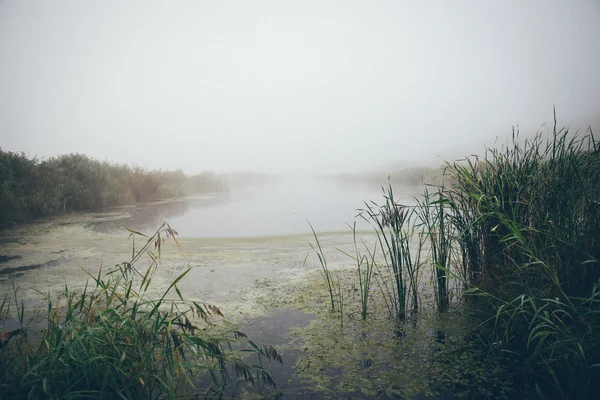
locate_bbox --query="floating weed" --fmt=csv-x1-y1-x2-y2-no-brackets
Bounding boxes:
290,292,513,399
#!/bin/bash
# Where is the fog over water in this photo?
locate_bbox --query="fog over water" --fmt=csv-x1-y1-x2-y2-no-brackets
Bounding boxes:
1,5,600,397
1,1,599,175
165,179,374,237
89,178,418,237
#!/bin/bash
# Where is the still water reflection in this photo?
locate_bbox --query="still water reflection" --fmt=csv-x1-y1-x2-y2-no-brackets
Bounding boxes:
88,178,419,238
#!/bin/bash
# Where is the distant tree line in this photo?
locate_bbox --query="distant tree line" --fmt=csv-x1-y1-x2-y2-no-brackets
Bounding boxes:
336,165,448,188
0,150,227,228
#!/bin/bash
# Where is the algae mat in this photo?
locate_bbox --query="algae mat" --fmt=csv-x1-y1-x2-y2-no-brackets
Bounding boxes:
0,212,364,320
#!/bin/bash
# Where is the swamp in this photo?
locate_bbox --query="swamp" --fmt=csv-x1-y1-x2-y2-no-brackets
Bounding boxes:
1,127,599,399
1,2,599,398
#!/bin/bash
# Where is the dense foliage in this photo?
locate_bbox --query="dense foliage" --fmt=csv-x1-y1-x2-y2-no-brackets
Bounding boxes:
0,151,226,228
445,126,600,398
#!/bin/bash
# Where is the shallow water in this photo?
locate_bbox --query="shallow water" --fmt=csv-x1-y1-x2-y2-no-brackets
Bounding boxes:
213,309,323,399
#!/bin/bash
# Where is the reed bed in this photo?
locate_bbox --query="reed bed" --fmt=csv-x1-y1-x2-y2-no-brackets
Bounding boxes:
312,118,599,398
444,122,600,398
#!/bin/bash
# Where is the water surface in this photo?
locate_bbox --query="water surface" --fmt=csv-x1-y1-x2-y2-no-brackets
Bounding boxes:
88,178,420,238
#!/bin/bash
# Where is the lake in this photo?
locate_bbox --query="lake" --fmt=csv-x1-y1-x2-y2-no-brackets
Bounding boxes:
87,177,420,238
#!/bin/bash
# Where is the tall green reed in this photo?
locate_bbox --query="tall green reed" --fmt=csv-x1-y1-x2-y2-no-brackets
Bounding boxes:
358,183,420,320
443,118,600,398
305,114,598,397
335,222,377,321
416,187,453,313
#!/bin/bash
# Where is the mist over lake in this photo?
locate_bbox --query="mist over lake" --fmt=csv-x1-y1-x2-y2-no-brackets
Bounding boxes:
87,177,420,238
1,1,599,398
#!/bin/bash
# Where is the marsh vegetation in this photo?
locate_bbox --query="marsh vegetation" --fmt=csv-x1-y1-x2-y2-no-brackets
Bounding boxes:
307,122,599,398
0,151,266,228
0,122,599,399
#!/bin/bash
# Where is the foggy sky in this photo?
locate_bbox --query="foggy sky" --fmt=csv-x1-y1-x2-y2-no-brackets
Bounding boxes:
1,1,599,174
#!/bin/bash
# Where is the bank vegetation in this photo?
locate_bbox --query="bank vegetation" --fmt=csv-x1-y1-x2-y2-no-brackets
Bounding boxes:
312,121,599,398
0,151,230,228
